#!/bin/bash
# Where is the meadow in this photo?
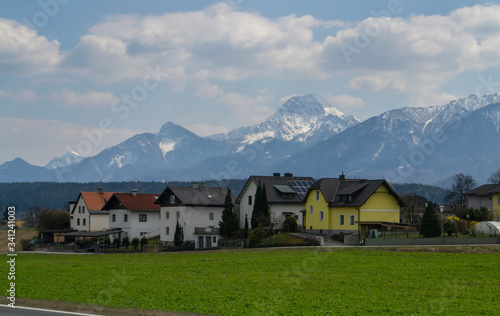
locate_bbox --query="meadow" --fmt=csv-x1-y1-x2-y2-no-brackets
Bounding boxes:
1,247,499,315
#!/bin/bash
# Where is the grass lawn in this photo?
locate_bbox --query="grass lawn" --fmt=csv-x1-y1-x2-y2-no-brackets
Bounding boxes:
1,247,499,315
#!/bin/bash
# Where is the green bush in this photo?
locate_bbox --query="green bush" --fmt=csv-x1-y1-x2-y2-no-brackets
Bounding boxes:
122,237,130,249
131,238,140,250
443,220,457,236
249,224,266,246
140,236,148,250
282,216,298,233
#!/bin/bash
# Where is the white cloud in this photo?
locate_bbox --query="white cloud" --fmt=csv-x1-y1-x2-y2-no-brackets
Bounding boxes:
323,94,365,109
0,89,39,102
49,89,118,107
0,117,140,166
0,18,61,75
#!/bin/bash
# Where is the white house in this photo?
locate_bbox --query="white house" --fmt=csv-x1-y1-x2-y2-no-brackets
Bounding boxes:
236,173,315,230
155,183,230,246
70,188,114,232
102,190,161,240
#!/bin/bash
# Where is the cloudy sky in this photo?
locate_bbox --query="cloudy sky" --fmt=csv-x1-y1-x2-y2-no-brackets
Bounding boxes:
1,0,500,166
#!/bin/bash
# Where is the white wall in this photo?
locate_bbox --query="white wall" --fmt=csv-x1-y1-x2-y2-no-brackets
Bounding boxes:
71,198,89,231
90,214,110,231
468,196,493,210
109,209,160,240
238,181,257,228
160,206,222,244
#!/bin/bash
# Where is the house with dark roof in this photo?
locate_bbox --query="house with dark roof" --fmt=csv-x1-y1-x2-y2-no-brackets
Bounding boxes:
304,175,404,237
70,187,115,232
236,173,315,230
155,182,231,247
466,183,500,221
102,190,161,240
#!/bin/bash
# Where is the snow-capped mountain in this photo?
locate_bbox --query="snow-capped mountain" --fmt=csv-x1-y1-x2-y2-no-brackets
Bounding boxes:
1,93,499,184
279,94,500,185
45,152,84,170
210,94,360,146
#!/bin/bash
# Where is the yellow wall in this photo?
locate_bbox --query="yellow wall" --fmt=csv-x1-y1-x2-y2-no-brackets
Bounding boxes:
493,194,500,221
305,184,401,232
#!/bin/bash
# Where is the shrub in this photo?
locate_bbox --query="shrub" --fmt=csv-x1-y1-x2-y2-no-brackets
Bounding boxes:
420,203,441,237
131,238,140,250
456,220,468,234
443,220,457,236
282,216,298,233
249,224,265,246
112,237,120,249
140,236,148,250
122,237,130,249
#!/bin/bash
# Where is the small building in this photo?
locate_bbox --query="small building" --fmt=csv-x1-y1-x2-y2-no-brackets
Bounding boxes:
155,182,230,245
466,183,500,221
194,227,220,249
304,175,404,237
102,190,161,241
70,187,116,232
236,173,314,230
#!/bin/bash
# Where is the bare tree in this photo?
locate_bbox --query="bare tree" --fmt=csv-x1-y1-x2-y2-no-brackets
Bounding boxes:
24,206,41,228
400,194,426,224
445,173,477,208
488,168,500,184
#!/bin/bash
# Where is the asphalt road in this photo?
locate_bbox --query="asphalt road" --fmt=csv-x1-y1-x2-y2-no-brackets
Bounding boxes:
0,305,100,316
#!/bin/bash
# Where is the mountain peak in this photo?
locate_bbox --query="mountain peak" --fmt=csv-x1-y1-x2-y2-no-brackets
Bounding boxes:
156,122,196,139
273,94,326,119
45,152,84,170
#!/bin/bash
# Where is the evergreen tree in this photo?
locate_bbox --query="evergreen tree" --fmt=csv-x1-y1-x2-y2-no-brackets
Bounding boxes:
122,237,130,249
261,184,270,225
251,182,263,229
140,236,148,250
420,202,442,237
131,238,139,250
174,220,184,247
244,214,249,238
219,189,239,238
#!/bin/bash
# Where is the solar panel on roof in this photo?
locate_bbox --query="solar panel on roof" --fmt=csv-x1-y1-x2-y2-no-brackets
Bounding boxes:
273,184,296,194
289,180,313,199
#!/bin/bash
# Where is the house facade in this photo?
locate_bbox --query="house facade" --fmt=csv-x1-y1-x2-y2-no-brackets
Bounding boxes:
236,173,314,230
304,176,403,236
70,188,114,232
102,190,161,240
155,183,229,245
466,183,500,221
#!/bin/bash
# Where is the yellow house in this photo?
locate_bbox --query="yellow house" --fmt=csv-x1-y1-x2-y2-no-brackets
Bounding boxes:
466,184,500,221
304,177,404,237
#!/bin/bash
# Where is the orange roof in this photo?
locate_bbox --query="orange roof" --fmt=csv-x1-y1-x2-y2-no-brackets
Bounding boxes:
80,191,115,211
103,193,161,211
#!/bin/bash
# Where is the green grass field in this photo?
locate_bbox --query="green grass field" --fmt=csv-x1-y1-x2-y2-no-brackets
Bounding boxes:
2,248,499,315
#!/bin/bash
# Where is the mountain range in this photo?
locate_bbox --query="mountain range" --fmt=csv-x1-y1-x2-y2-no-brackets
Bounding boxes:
1,93,499,186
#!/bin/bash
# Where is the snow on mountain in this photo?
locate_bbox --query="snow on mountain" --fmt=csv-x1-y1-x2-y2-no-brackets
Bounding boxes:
45,151,84,170
210,94,360,146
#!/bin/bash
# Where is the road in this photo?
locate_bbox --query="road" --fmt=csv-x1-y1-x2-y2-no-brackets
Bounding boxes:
0,305,100,316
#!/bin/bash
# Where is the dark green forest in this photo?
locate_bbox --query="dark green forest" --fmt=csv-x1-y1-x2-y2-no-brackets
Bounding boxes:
0,180,448,217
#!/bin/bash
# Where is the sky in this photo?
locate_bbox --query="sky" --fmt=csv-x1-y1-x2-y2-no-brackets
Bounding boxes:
1,0,500,166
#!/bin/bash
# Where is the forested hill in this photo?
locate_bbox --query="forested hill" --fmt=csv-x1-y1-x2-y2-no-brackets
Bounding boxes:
390,183,449,205
0,180,247,215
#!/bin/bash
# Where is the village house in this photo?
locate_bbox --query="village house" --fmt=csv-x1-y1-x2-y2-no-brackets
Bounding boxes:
466,183,500,221
236,173,314,230
155,182,230,247
70,187,115,232
102,190,161,240
304,175,404,237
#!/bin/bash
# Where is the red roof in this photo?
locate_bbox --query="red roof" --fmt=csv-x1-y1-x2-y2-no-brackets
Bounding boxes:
103,193,161,211
80,191,114,211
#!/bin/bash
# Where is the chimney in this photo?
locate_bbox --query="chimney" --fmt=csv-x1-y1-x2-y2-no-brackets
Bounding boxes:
284,172,293,178
192,182,199,189
273,172,281,177
131,189,138,197
339,172,345,180
202,181,207,188
97,186,104,194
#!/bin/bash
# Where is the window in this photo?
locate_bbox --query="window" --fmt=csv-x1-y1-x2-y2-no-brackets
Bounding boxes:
112,214,116,222
82,206,85,214
165,227,170,235
349,215,355,226
83,218,86,226
77,218,80,225
140,232,147,237
78,206,81,214
176,211,180,219
212,236,217,243
165,211,170,220
209,212,214,221
139,214,147,222
124,214,128,222
170,195,175,204
316,191,320,200
319,211,324,221
248,195,252,205
339,214,345,225
309,205,313,214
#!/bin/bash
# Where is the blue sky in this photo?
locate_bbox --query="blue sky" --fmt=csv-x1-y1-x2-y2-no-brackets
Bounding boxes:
1,0,500,166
